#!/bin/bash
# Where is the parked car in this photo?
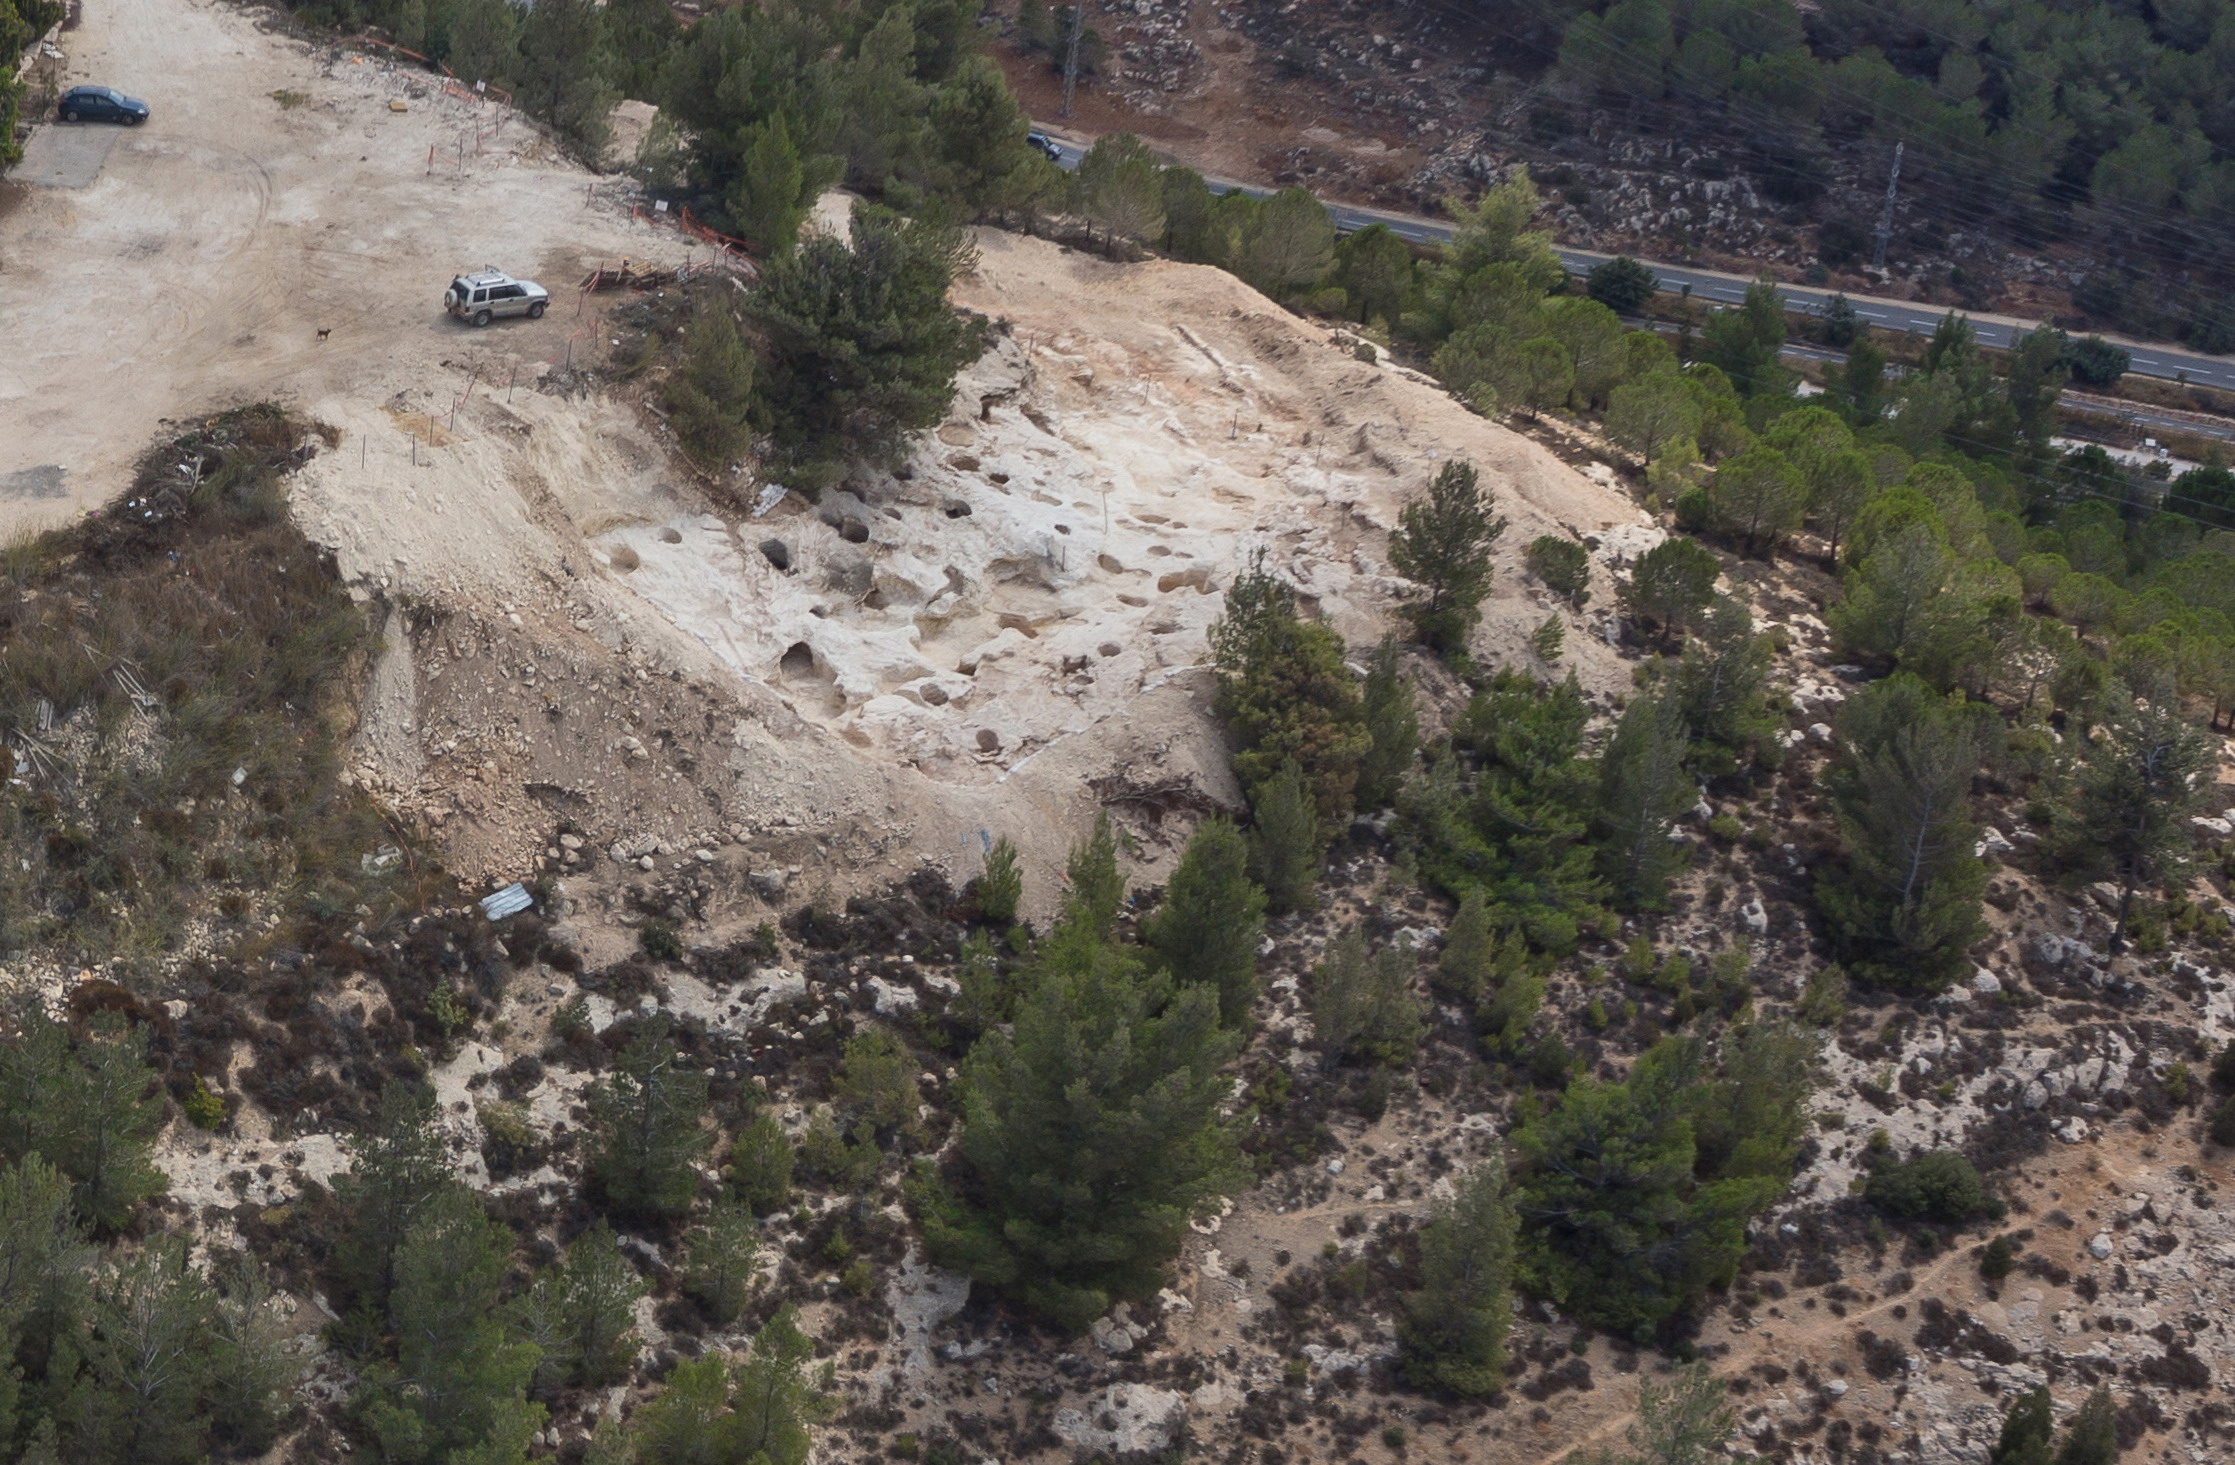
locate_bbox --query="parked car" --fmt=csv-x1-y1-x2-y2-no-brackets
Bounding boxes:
1027,131,1064,163
443,270,549,327
58,86,149,125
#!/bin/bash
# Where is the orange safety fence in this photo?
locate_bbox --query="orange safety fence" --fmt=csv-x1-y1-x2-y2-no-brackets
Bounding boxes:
630,202,756,262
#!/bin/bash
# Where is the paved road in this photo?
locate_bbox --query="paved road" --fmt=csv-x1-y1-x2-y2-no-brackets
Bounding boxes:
1034,129,2235,393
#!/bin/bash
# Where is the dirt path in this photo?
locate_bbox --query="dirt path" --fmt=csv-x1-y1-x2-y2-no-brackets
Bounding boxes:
0,0,677,531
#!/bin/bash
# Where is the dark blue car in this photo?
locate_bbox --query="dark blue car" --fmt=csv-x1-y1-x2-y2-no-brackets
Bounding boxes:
58,87,149,125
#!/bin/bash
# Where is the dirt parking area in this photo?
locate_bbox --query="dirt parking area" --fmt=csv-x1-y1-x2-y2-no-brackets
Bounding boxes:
0,0,680,532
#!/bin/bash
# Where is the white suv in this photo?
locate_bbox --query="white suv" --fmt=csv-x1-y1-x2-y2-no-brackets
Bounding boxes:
445,270,550,327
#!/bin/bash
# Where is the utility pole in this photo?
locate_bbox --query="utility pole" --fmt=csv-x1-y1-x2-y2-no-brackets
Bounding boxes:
1872,141,1903,274
1060,3,1084,119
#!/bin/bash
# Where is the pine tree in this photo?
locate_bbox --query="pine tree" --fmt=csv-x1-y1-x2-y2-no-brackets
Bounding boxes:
1391,460,1509,657
363,1187,544,1465
1532,613,1567,664
1624,1363,1735,1465
1596,691,1694,910
1356,637,1419,811
1309,929,1426,1067
1525,535,1592,608
1436,887,1497,1001
1248,758,1324,915
831,5,928,193
1142,817,1266,1028
205,1253,293,1454
1706,443,1806,556
1208,553,1369,817
67,1237,215,1465
725,1306,832,1465
1398,1158,1517,1397
1989,1384,2055,1465
515,0,613,151
1620,536,1721,642
2054,1387,2120,1465
632,1353,730,1465
0,1006,164,1235
922,927,1245,1332
926,56,1058,218
665,308,756,470
0,1155,92,1389
751,207,984,465
725,1112,794,1217
2065,696,2214,952
683,1201,761,1327
587,1014,709,1222
518,1222,644,1396
1063,812,1126,939
973,836,1023,925
333,1080,455,1320
1074,133,1166,253
1234,187,1336,299
1815,674,1994,991
1674,595,1775,769
832,1027,921,1148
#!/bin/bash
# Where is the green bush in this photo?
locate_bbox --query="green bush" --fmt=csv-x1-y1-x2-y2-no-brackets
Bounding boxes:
2210,1095,2235,1147
1865,1149,1992,1223
1525,535,1591,608
1979,1234,2016,1282
184,1074,229,1131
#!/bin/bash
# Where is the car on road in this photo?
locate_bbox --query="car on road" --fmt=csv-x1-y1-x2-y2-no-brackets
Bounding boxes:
444,270,549,327
58,86,150,125
1027,131,1063,163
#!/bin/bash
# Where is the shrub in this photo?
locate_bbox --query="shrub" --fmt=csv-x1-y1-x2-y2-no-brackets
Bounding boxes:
2210,1095,2235,1147
1525,535,1591,608
1979,1234,2016,1282
184,1074,229,1131
1865,1149,1991,1223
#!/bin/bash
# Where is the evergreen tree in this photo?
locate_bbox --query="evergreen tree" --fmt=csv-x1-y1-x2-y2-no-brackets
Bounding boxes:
2064,696,2214,952
0,1004,163,1234
1815,674,1994,991
728,112,826,256
1674,595,1776,769
1062,812,1126,939
2054,1387,2120,1465
1620,536,1721,642
205,1253,293,1454
444,0,519,90
1436,887,1497,1001
1989,1385,2055,1465
67,1238,214,1465
1706,443,1806,556
1073,133,1165,253
1247,758,1323,915
974,836,1023,925
1606,372,1703,464
632,1353,730,1465
926,56,1059,218
1596,691,1694,910
587,1014,709,1222
1512,1039,1781,1335
831,5,928,193
1688,1020,1818,1181
517,1223,644,1396
1525,536,1592,609
1587,255,1659,313
725,1112,795,1217
1235,187,1336,299
1391,459,1509,657
1619,1364,1735,1465
1808,448,1875,563
832,1027,922,1149
1356,637,1420,809
682,1201,760,1327
1208,552,1369,817
333,1081,459,1320
665,307,756,470
1309,929,1426,1067
922,922,1245,1331
0,1155,93,1390
751,206,985,467
1142,817,1265,1028
602,0,679,101
362,1187,544,1465
514,0,613,151
725,1306,831,1465
1332,224,1417,326
1487,337,1575,419
1398,1158,1517,1398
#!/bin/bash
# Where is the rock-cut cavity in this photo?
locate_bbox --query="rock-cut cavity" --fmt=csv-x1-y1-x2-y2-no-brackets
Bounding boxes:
759,538,791,572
